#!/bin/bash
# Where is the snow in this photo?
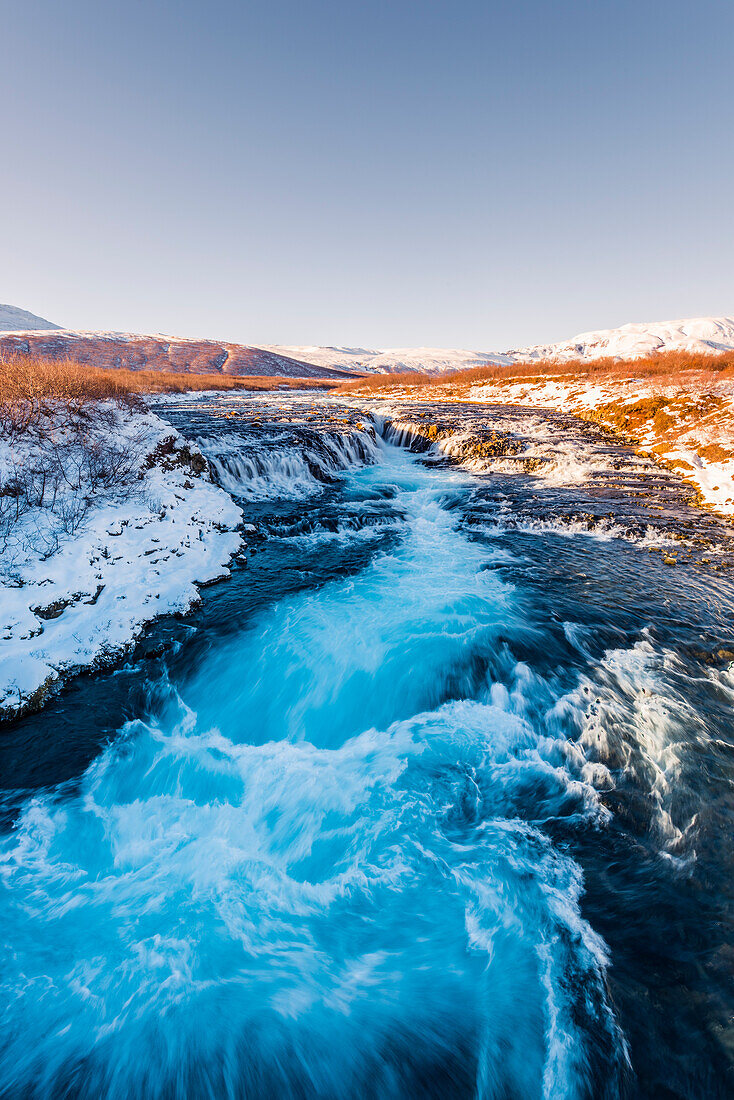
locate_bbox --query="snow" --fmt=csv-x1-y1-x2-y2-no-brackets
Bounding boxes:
262,317,734,374
364,348,513,373
0,303,60,332
0,407,242,719
466,375,734,516
259,345,513,375
513,316,734,363
256,346,381,372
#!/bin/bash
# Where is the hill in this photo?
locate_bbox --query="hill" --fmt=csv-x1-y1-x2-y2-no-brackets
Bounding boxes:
513,316,734,363
0,330,352,379
262,317,734,374
258,345,513,374
3,304,734,376
0,303,60,332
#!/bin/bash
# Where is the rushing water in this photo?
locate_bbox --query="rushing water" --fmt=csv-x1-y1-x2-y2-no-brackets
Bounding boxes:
2,394,734,1099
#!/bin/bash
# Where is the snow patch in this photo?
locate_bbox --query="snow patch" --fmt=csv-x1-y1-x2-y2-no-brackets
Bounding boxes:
0,407,242,719
0,303,60,332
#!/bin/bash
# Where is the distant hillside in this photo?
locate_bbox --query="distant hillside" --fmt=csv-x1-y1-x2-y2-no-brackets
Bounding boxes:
263,318,734,374
259,345,512,374
512,316,734,363
0,330,353,380
3,302,733,376
0,303,60,332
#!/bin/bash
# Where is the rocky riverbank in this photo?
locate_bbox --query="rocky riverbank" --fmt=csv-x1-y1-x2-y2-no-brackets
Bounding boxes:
467,375,734,518
350,372,734,520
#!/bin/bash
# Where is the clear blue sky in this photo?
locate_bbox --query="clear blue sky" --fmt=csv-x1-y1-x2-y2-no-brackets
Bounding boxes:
2,0,733,349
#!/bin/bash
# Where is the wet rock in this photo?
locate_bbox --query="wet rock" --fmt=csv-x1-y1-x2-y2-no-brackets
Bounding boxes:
197,571,230,588
85,584,105,605
384,417,525,464
32,597,74,620
0,672,60,723
522,457,544,473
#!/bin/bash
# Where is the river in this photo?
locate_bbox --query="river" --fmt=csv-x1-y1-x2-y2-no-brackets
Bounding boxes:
1,393,733,1098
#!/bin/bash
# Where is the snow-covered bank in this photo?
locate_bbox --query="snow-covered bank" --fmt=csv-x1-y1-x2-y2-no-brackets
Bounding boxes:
347,372,734,520
0,406,242,720
466,375,734,517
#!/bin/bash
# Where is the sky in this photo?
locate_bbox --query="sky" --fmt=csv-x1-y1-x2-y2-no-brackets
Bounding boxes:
2,0,733,350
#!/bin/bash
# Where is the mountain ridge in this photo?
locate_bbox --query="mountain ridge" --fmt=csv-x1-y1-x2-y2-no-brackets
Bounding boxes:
0,329,352,380
511,316,734,364
260,316,734,373
2,305,733,376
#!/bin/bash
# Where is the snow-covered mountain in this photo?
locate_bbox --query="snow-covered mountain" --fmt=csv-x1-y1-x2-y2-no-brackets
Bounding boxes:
258,346,381,373
259,345,513,374
2,302,733,375
0,303,59,331
263,317,734,374
513,316,734,363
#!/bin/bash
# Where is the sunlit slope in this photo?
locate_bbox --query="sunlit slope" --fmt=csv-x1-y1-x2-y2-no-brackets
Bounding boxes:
262,317,734,374
513,316,734,363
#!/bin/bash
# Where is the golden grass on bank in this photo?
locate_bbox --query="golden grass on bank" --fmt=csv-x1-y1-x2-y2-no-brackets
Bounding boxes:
0,354,337,441
336,370,434,394
336,349,734,396
0,354,335,403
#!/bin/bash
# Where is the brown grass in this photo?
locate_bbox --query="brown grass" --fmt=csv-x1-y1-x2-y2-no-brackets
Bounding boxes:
337,370,434,394
337,349,734,396
0,354,336,445
0,353,335,404
580,392,729,438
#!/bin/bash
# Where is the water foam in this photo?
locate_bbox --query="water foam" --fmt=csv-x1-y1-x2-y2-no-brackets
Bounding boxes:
202,427,380,500
550,638,709,858
0,441,628,1097
374,409,627,489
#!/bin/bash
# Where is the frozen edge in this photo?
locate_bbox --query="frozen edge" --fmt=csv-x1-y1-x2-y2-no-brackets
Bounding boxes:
462,378,734,520
0,407,244,722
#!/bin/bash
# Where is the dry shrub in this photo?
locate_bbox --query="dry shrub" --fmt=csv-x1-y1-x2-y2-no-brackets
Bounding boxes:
0,356,134,437
0,354,337,556
697,442,732,463
0,353,335,438
0,401,151,555
337,371,433,394
455,348,734,385
337,349,734,396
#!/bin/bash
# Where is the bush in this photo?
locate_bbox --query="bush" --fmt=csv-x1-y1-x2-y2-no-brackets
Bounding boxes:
0,356,160,557
0,353,334,440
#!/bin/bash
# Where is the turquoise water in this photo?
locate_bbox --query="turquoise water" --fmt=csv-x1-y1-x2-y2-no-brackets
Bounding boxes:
2,400,734,1097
